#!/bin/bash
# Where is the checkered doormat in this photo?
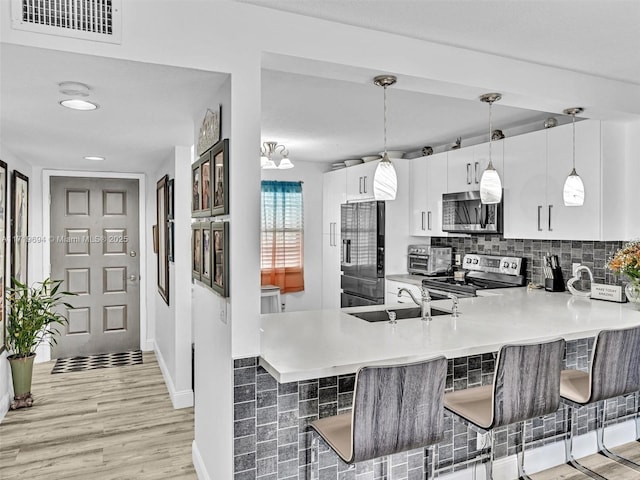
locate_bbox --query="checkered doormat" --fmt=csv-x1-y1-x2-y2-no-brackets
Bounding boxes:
51,350,143,374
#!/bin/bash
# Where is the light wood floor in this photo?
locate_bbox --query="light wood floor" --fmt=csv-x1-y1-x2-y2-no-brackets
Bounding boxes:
532,441,640,479
0,352,196,480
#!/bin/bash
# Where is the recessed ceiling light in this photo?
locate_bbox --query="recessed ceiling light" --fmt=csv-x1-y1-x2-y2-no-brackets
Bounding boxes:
84,155,105,161
59,99,99,111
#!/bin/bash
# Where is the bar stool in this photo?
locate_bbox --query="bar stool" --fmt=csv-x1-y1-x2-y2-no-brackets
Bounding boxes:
560,325,640,479
309,356,447,479
444,338,566,480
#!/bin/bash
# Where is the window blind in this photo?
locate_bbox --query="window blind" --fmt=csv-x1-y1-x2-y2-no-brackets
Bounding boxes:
260,181,304,293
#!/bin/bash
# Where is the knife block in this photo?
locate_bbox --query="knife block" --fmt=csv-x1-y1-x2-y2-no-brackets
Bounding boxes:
545,267,565,292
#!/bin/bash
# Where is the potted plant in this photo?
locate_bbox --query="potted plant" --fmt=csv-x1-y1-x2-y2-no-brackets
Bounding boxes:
6,278,75,409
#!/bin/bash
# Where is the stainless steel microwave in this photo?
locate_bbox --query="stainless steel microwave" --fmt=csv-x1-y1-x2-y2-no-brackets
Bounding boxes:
441,191,502,234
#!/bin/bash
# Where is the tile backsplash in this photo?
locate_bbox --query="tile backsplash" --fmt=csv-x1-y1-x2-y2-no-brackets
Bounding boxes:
430,236,625,287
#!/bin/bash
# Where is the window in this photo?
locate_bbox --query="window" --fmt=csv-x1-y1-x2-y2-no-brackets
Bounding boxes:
260,181,304,293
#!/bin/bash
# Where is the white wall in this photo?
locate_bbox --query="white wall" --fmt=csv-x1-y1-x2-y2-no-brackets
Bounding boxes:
0,143,34,421
152,147,194,409
261,160,326,312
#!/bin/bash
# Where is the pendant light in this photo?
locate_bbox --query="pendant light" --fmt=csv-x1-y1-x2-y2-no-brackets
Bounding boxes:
372,75,398,201
562,107,585,207
479,93,502,204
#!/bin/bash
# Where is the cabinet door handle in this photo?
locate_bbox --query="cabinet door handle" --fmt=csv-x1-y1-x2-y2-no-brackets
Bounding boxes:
548,205,553,231
333,223,337,246
537,205,543,231
358,177,362,194
466,163,472,184
427,211,432,230
421,211,426,231
475,162,480,184
329,223,334,246
363,176,367,193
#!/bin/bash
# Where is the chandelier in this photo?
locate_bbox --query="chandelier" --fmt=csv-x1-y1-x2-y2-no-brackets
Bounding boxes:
260,141,294,169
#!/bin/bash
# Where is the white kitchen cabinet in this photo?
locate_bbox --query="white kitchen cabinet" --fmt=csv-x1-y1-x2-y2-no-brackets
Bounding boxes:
346,160,379,202
503,120,602,240
410,152,448,236
322,168,346,308
447,147,476,193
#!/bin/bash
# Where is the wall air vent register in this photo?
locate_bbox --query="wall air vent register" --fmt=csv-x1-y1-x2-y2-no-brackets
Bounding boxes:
11,0,121,44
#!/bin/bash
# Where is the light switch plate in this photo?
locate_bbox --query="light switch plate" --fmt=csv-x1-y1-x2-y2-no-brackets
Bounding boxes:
591,283,624,302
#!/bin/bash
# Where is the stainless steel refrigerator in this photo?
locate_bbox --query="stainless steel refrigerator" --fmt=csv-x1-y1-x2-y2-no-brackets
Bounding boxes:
340,201,385,307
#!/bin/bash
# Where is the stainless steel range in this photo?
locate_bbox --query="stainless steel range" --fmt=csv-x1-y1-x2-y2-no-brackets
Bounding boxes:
421,254,526,297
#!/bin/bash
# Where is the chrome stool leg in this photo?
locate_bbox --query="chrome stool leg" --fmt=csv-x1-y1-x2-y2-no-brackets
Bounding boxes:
564,404,607,480
426,445,435,480
484,430,494,480
516,420,533,480
636,392,640,442
596,399,640,471
310,434,319,480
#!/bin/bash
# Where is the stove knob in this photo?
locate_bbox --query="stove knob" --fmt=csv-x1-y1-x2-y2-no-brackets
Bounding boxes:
503,261,509,268
466,258,472,264
473,259,479,265
511,262,518,269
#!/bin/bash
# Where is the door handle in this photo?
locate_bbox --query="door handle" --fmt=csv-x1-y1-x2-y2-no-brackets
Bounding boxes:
421,211,425,231
363,176,367,194
427,211,432,231
548,205,553,231
475,162,480,184
129,251,137,257
359,176,363,194
466,163,472,185
129,274,137,282
537,205,543,231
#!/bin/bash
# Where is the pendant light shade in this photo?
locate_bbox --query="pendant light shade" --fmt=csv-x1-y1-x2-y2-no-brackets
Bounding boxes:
562,107,585,207
373,75,397,201
479,93,502,204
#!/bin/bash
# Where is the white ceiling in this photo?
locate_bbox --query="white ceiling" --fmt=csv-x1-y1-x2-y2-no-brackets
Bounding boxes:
1,1,639,171
0,44,228,172
239,0,640,85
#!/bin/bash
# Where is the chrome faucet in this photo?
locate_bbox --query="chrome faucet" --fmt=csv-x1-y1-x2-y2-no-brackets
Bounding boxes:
397,287,432,321
448,293,459,318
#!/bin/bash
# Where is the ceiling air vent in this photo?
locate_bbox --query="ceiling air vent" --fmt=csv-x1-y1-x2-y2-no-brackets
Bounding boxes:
11,0,122,44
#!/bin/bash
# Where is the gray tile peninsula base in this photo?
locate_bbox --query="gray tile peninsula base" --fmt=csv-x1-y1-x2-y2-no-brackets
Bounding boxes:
233,338,637,480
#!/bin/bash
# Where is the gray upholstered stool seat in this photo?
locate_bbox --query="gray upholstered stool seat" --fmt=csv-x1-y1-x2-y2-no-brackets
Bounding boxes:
309,356,447,478
441,384,493,429
444,338,566,480
309,413,352,462
560,325,640,480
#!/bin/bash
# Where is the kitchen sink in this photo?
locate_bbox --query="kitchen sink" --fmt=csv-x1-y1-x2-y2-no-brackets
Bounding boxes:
350,307,451,322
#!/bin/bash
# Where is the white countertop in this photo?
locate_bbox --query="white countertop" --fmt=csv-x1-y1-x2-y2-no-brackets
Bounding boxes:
259,288,640,383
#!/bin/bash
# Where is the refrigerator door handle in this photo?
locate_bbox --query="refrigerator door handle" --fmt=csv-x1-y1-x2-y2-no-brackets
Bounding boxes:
342,239,351,264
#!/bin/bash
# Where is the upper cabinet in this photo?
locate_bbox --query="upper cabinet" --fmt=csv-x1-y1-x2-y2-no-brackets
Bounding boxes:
410,152,448,236
345,160,379,202
503,120,602,240
447,141,504,193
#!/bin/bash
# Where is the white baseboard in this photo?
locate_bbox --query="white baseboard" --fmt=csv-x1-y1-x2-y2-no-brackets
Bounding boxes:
0,391,11,423
438,418,637,480
141,340,155,352
192,440,211,480
153,341,193,409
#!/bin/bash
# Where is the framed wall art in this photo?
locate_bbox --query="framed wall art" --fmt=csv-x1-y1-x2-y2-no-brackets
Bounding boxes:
211,221,229,297
211,138,229,217
191,223,203,281
168,222,174,263
157,175,169,305
167,178,174,220
0,160,7,352
197,105,221,157
11,170,28,288
191,150,211,218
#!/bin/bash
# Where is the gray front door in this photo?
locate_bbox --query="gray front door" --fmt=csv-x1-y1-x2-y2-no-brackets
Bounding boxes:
50,177,140,358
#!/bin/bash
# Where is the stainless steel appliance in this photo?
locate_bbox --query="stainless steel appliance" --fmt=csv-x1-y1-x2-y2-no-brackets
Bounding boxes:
340,201,385,307
421,254,526,298
407,245,453,276
442,191,502,234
